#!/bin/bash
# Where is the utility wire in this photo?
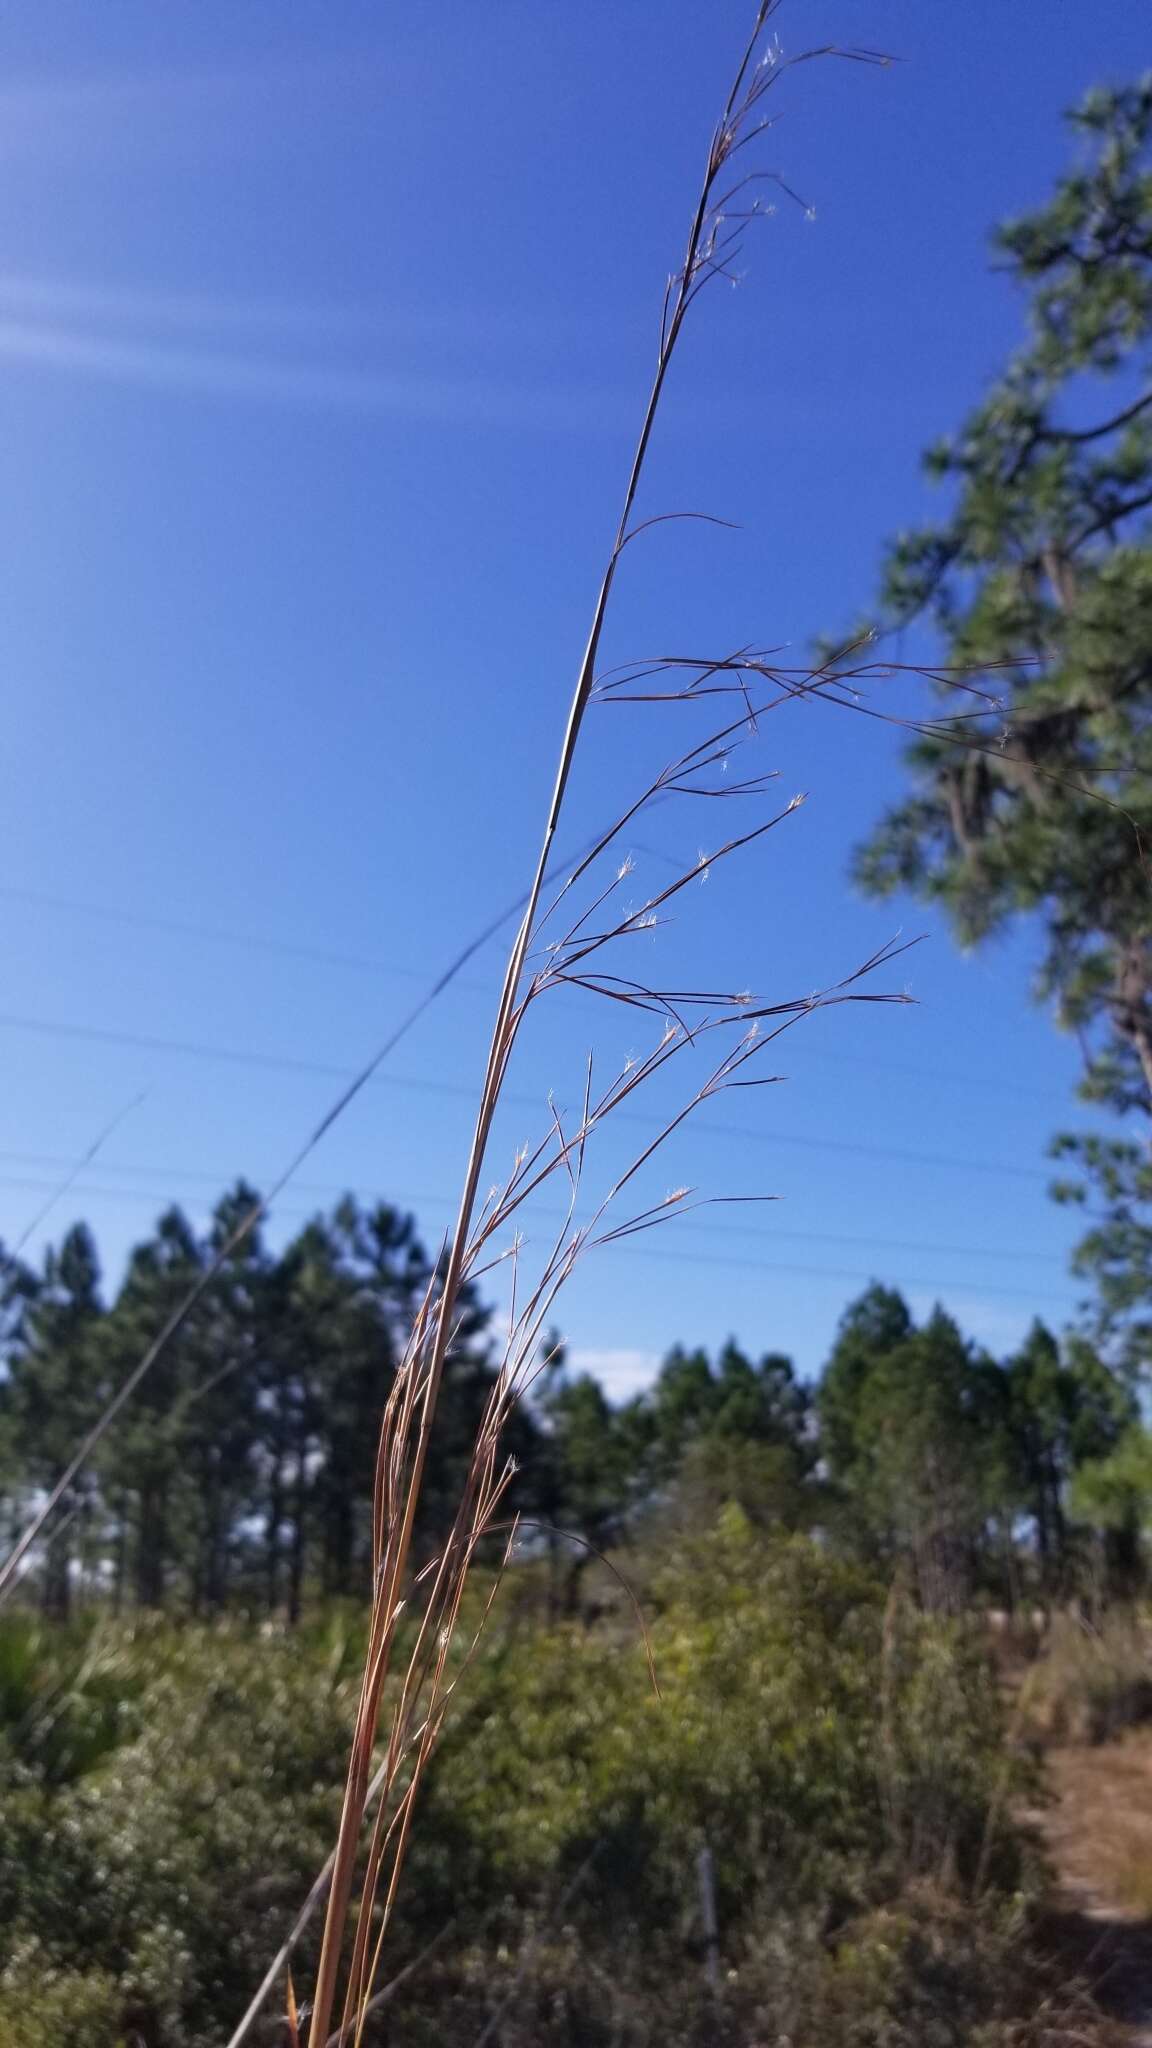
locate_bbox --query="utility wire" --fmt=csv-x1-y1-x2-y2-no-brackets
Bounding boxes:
0,1172,1081,1305
0,821,623,1602
0,1011,1060,1185
0,878,1062,1102
0,1093,146,1282
0,848,680,990
0,1157,1073,1269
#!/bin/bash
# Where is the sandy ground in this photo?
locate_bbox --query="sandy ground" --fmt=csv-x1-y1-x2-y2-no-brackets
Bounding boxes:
1032,1735,1152,2045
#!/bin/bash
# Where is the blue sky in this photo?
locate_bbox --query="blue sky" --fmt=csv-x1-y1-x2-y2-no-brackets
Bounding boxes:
1,1,1147,1399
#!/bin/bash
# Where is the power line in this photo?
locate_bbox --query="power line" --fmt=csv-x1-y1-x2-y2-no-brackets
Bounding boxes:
0,1010,1060,1184
0,847,681,993
0,1009,352,1079
0,879,1060,1102
0,815,630,1600
0,1096,146,1281
0,1169,1078,1308
0,882,460,985
617,1240,1079,1306
0,1150,1074,1268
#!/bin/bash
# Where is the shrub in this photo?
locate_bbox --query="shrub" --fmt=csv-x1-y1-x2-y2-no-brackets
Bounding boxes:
390,1889,1122,2048
0,1530,1057,2046
0,1941,124,2048
0,1617,363,2046
426,1518,1023,1943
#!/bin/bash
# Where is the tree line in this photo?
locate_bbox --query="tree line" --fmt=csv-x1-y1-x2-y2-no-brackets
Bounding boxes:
1,1186,1145,1622
0,1191,503,1620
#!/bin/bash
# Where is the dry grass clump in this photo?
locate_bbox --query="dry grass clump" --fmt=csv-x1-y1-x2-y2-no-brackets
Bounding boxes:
1042,1733,1152,1910
1112,1838,1152,1920
1026,1613,1152,1747
1031,1733,1152,2043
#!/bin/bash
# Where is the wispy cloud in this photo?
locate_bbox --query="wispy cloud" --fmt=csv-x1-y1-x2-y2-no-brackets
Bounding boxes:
0,274,379,339
0,315,628,431
0,273,581,350
567,1347,661,1400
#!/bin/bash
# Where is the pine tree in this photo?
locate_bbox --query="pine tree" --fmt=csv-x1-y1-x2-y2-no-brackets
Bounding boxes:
852,77,1152,1116
1051,1132,1152,1374
818,1284,915,1484
819,1289,1013,1606
1003,1317,1133,1594
268,1197,507,1615
179,1185,269,1614
846,79,1152,1373
101,1206,208,1609
3,1225,106,1618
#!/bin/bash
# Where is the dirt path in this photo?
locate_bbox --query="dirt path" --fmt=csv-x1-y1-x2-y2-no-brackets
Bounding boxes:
1033,1735,1152,2044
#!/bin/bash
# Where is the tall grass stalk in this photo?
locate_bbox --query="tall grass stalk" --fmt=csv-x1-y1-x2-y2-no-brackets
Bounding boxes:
301,9,902,2043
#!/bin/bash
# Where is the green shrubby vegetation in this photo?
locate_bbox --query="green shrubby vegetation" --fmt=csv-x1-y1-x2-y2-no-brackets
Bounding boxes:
0,1201,1147,2041
0,1523,1083,2048
0,1617,362,2041
0,1205,1146,2044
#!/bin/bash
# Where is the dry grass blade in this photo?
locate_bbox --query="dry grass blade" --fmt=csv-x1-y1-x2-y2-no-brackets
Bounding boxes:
323,1923,454,2048
285,1970,301,2048
0,1090,145,1286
